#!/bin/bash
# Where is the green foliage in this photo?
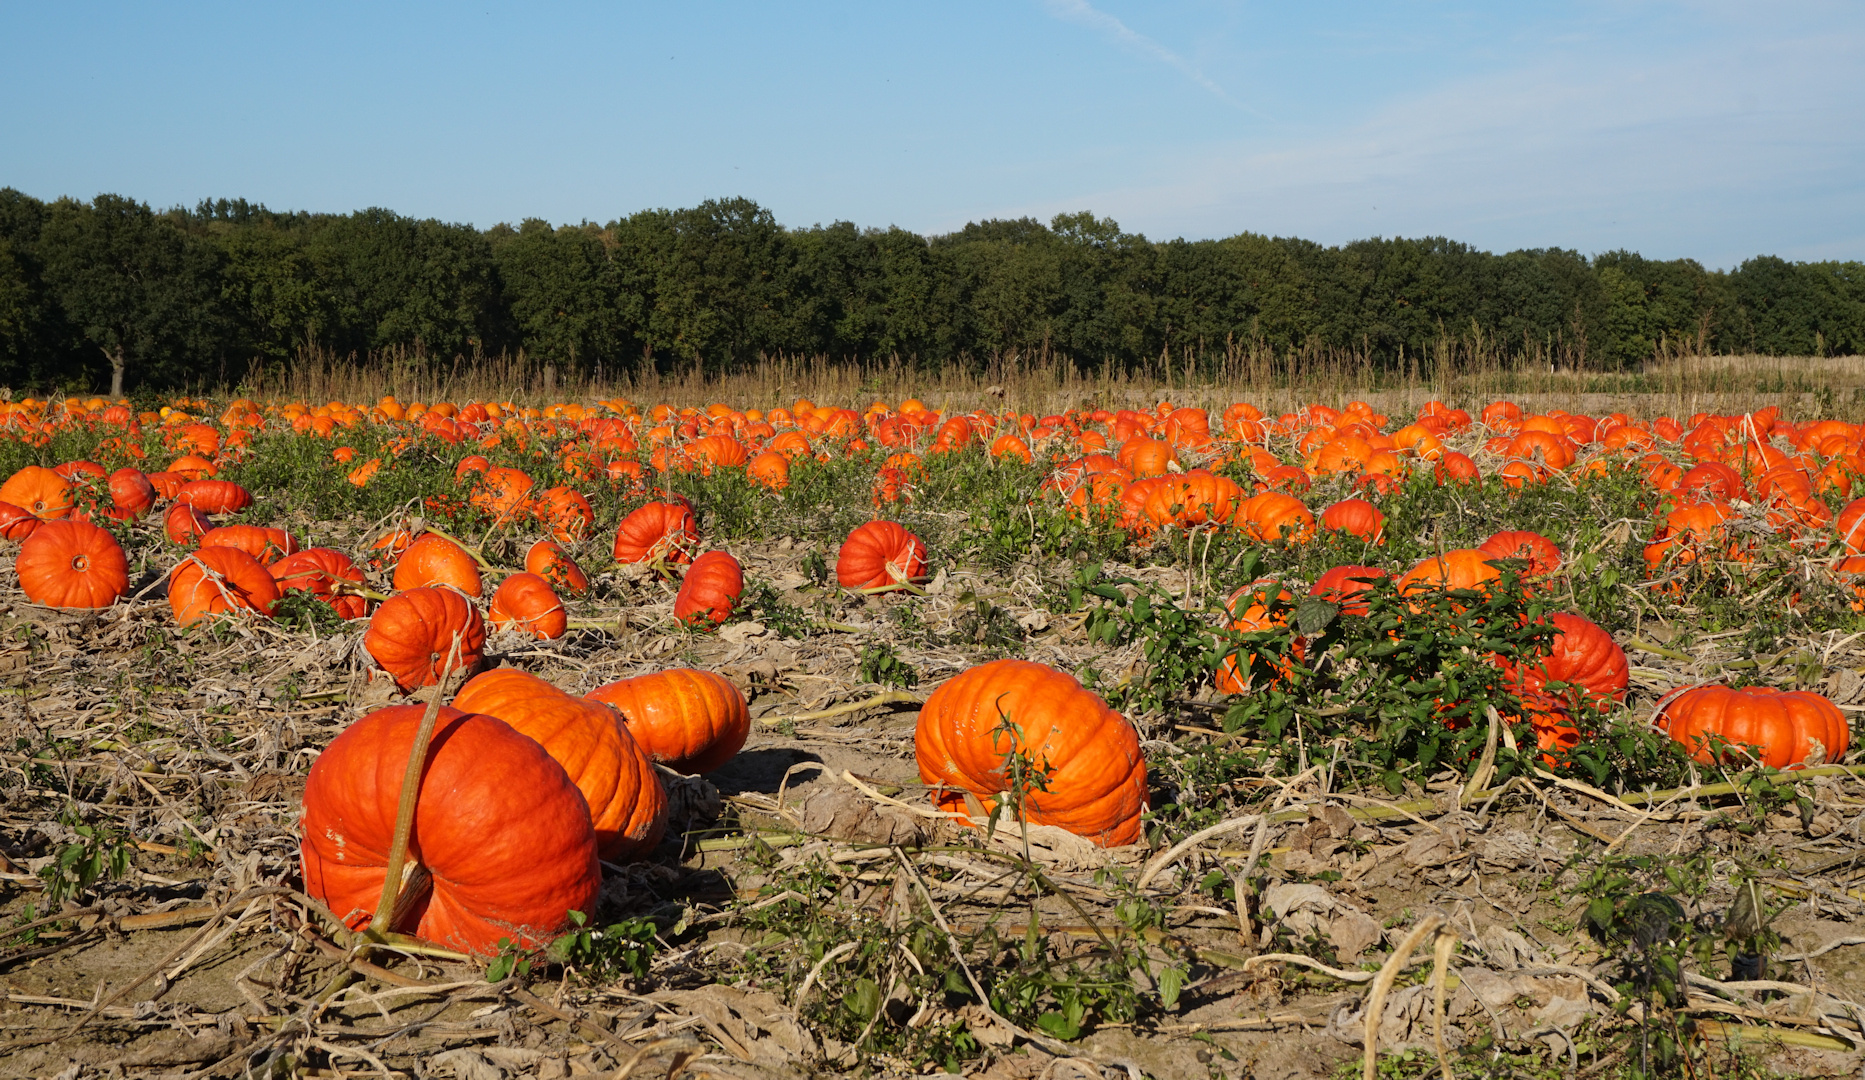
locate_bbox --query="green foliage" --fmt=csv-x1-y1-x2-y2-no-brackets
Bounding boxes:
546,910,660,983
40,810,134,907
857,642,918,688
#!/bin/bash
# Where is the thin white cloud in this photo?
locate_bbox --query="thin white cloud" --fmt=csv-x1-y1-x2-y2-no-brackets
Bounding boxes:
1038,0,1254,115
971,19,1865,266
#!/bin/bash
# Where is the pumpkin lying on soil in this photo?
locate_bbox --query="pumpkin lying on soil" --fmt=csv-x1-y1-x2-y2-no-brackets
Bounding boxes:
299,704,600,955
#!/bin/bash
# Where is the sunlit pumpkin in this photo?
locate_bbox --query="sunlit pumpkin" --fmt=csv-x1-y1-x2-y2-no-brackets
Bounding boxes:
1656,684,1849,770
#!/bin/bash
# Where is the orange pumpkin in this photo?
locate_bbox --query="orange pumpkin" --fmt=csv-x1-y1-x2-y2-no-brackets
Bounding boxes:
169,546,280,626
612,502,698,564
1656,684,1849,770
746,451,791,490
836,520,928,589
0,500,40,541
488,572,567,639
163,502,213,545
1214,581,1304,694
1318,498,1385,543
524,539,590,596
586,668,749,775
452,670,668,860
16,519,129,609
392,533,484,597
175,479,253,514
1239,491,1315,543
271,548,369,620
1308,563,1390,617
1398,549,1502,597
1476,529,1562,578
1499,611,1628,716
674,551,744,628
299,704,600,955
199,524,299,565
106,467,156,521
915,659,1148,848
0,465,72,520
363,587,488,691
533,486,594,543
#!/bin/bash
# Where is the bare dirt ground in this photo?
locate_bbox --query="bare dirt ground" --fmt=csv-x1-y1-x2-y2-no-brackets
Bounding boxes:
6,527,1865,1080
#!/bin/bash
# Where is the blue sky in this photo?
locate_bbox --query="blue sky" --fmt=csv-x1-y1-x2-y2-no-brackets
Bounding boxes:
2,1,1860,267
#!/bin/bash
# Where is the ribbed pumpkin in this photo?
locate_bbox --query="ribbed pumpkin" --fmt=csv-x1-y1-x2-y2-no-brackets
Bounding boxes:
1239,491,1315,543
452,670,667,860
362,587,487,691
299,704,600,955
1319,498,1385,543
392,533,484,597
199,524,299,566
16,519,129,609
586,668,749,775
524,539,589,596
271,548,369,620
533,486,594,543
1140,473,1244,533
0,466,71,520
1477,529,1563,577
1499,611,1628,719
1656,684,1849,770
1308,563,1390,617
916,659,1147,848
169,546,280,626
107,467,156,521
175,479,253,514
835,520,927,589
674,550,744,628
1398,549,1503,597
488,572,567,640
612,502,697,564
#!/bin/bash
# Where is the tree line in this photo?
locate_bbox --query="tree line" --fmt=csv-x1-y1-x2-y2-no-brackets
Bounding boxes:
0,187,1860,396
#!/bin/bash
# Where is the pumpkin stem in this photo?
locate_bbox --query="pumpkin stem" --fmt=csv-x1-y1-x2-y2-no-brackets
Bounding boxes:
330,580,395,604
367,631,464,941
856,580,926,597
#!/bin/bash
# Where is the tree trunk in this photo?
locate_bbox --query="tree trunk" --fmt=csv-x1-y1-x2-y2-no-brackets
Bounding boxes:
542,362,557,397
104,345,125,398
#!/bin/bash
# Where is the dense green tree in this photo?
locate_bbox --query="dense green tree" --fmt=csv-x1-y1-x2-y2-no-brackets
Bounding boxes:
0,187,1856,393
37,194,230,395
490,219,624,387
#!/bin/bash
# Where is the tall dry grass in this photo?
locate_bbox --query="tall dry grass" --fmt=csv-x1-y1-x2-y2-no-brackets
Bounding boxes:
240,344,1865,420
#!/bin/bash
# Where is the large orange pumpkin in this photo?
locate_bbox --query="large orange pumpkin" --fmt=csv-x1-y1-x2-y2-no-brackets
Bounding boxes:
835,520,927,589
363,587,488,691
586,668,749,775
199,524,299,565
106,467,156,521
674,550,744,628
452,670,667,860
271,548,369,620
1477,530,1562,577
392,533,484,597
169,546,280,626
163,502,213,546
299,704,601,955
175,479,253,515
1499,611,1628,716
612,502,698,565
1398,549,1503,597
1656,684,1849,770
1318,498,1385,543
916,659,1147,848
16,519,129,609
0,465,72,520
488,572,567,639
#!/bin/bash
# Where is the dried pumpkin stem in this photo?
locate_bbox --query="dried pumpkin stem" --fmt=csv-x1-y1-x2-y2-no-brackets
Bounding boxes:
367,631,463,941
